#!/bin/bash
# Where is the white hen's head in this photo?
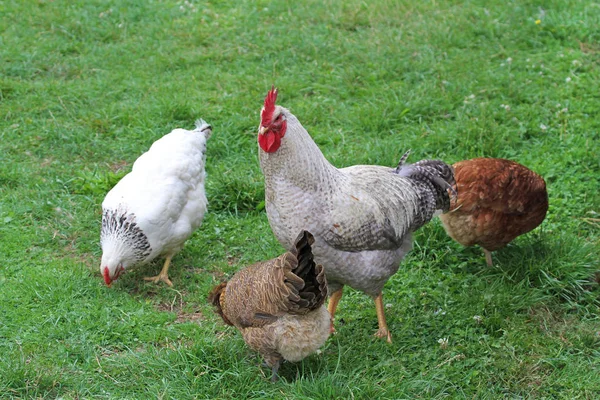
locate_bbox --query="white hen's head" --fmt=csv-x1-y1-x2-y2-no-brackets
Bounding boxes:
100,251,126,287
100,209,151,287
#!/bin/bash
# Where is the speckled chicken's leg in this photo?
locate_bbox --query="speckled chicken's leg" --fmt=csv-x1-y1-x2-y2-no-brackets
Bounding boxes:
327,288,344,333
374,293,392,343
483,249,493,267
144,255,173,286
270,360,282,382
262,355,283,382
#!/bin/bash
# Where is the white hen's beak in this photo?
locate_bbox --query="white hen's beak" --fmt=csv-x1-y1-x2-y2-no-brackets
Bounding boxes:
259,126,269,135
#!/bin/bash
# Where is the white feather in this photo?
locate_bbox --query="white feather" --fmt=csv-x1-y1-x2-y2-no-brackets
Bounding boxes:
100,121,212,281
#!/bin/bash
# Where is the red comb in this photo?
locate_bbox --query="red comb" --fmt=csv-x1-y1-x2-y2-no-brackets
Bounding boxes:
261,85,278,126
103,267,112,286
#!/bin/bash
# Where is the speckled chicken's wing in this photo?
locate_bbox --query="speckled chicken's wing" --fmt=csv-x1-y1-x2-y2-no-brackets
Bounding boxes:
209,231,327,329
225,256,302,328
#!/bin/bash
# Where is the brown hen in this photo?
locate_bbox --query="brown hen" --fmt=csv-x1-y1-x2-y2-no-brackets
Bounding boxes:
439,158,548,266
208,231,330,382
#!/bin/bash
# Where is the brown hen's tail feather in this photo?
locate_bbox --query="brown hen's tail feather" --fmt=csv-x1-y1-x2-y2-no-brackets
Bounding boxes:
289,231,328,313
394,152,456,227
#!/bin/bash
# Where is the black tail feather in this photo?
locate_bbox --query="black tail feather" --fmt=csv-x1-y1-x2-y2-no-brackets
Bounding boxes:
394,152,456,226
291,231,327,311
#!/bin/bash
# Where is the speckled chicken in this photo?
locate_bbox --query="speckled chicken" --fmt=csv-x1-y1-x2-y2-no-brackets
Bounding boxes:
439,157,548,266
100,120,211,287
256,87,455,343
208,231,330,382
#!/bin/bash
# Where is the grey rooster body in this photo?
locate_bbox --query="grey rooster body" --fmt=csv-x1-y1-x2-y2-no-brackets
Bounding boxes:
257,89,454,342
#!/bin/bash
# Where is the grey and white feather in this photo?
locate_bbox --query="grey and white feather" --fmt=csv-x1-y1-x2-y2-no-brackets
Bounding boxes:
259,108,453,296
257,100,454,341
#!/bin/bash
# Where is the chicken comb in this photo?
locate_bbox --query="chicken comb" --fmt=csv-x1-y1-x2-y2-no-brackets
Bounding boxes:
261,85,278,127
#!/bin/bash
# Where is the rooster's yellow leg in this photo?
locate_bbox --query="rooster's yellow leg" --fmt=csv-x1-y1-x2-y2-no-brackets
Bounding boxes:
327,288,344,318
374,293,392,343
327,288,344,333
484,249,493,267
144,255,173,287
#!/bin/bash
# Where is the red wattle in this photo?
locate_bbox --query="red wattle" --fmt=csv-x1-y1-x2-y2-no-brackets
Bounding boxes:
103,267,112,286
258,132,281,153
258,120,286,153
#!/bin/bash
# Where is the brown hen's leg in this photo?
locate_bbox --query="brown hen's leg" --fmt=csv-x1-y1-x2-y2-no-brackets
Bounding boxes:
483,249,493,267
144,255,173,286
374,293,392,343
327,288,344,333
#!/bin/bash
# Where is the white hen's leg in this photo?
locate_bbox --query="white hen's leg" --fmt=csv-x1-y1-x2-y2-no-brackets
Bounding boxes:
144,255,173,286
374,293,392,343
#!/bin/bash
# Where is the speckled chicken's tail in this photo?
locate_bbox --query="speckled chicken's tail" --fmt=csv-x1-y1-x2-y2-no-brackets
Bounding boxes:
289,231,328,312
394,150,456,223
208,282,233,326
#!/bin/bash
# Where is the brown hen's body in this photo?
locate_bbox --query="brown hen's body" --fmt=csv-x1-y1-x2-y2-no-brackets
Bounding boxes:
208,231,330,382
439,158,548,266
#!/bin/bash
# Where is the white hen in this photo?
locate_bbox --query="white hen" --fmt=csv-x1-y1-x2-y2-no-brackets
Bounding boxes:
100,120,212,287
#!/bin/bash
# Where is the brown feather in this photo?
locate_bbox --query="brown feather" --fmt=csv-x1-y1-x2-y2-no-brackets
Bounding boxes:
440,158,548,253
207,282,234,326
208,231,330,372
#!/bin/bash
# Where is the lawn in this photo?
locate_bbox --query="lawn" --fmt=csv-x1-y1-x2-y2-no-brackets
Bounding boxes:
1,0,599,398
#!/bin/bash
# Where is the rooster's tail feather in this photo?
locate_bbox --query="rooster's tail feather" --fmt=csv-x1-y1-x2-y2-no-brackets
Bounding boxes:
394,153,456,226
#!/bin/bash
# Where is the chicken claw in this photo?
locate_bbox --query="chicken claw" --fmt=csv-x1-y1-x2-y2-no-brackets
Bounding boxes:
144,256,173,286
143,274,173,287
374,327,392,343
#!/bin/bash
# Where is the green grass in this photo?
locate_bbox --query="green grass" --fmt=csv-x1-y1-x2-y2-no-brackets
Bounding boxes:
1,0,599,397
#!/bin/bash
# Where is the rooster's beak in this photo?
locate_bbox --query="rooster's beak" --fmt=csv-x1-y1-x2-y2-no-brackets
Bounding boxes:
259,126,269,136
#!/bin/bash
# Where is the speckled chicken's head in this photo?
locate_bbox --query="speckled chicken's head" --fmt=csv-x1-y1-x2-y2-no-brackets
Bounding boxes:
258,86,287,153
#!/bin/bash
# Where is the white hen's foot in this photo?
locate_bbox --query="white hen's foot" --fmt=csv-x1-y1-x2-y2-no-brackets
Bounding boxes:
143,273,173,287
144,256,173,286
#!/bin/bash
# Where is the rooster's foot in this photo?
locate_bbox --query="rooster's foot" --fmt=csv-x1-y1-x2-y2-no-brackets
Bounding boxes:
374,327,392,343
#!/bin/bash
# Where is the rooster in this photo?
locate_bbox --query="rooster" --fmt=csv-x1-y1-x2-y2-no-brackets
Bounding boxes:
100,120,212,287
439,157,548,266
209,231,330,382
256,87,455,342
